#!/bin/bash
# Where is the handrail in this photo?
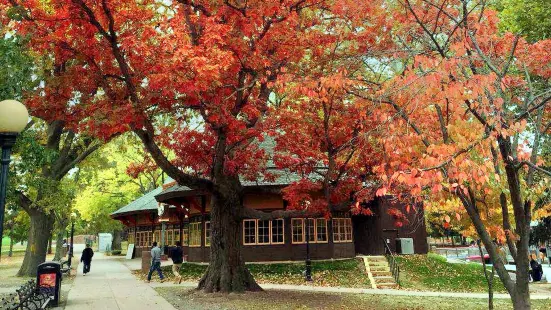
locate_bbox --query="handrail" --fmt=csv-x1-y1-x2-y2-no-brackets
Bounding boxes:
382,238,400,286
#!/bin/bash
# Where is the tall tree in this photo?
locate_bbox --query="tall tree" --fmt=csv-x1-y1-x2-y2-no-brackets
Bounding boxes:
357,1,551,309
9,123,101,276
2,0,384,291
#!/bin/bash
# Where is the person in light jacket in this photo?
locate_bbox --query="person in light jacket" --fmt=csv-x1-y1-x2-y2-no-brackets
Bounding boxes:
146,242,165,283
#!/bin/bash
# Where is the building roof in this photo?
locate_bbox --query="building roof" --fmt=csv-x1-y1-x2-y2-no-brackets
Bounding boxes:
154,167,318,202
111,178,176,217
112,137,326,215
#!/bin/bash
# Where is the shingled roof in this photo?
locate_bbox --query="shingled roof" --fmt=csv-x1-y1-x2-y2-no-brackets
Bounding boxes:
112,137,325,215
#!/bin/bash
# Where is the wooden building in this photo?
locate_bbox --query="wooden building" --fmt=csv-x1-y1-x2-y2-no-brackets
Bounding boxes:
112,173,428,262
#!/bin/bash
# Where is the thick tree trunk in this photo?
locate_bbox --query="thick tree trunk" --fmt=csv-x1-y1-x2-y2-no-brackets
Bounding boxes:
17,210,54,277
112,230,122,251
53,229,65,261
197,180,261,293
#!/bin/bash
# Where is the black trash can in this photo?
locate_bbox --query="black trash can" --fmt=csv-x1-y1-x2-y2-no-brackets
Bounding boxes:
36,261,62,306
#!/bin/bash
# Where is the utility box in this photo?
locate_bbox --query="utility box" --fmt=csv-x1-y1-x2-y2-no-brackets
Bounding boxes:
36,262,62,306
396,238,414,254
98,233,113,252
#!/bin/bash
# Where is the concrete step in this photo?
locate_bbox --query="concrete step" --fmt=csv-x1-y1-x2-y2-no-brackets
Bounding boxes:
371,271,392,277
369,266,390,272
373,276,395,280
367,257,387,262
377,282,399,289
369,261,388,266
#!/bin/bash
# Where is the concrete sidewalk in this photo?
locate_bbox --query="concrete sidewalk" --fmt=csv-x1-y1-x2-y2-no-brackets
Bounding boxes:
64,252,175,310
149,281,551,300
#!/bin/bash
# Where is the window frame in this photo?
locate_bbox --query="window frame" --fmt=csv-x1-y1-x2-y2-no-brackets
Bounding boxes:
270,219,285,245
243,219,286,246
242,219,258,245
332,218,353,243
205,221,211,247
189,222,202,247
291,218,305,244
292,218,329,244
257,220,271,245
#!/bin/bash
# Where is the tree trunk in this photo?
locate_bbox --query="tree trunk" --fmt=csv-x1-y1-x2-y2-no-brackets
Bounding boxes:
112,229,122,251
197,180,261,293
8,237,14,257
478,242,494,310
53,228,65,261
17,210,54,277
47,236,53,255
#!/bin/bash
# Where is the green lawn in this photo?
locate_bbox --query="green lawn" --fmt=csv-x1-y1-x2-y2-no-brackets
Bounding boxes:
141,259,371,288
1,237,26,255
155,287,551,310
395,253,506,293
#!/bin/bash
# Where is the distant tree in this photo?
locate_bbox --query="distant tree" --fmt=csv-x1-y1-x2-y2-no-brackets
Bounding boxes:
75,134,162,250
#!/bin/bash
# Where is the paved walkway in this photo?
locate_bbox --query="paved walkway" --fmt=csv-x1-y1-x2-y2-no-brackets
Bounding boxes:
64,252,175,310
150,281,551,300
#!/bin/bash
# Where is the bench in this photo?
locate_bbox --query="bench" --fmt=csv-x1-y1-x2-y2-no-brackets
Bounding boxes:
0,280,54,309
59,260,71,275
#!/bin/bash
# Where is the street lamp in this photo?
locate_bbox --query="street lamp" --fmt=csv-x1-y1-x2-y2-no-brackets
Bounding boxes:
0,100,29,258
303,200,312,282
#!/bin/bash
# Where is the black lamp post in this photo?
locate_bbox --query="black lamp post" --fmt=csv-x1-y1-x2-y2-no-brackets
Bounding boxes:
305,217,312,281
0,100,29,261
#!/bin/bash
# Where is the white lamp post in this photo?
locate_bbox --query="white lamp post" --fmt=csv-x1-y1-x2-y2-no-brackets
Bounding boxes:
0,100,29,256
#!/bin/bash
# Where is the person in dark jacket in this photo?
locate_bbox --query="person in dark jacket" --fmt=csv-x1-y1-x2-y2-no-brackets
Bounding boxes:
81,244,94,276
170,241,184,284
530,254,543,282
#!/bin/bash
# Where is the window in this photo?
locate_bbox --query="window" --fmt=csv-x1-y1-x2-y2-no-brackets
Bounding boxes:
291,218,328,244
292,219,304,244
316,219,328,242
243,220,257,245
258,220,270,244
183,224,189,246
154,231,160,243
333,218,353,242
271,219,284,244
136,232,142,247
205,222,211,246
174,228,181,245
166,229,174,246
243,219,285,245
306,219,315,242
189,222,201,247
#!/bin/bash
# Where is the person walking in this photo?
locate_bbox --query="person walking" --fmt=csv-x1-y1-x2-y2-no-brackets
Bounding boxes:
147,242,165,283
170,241,184,284
80,244,94,276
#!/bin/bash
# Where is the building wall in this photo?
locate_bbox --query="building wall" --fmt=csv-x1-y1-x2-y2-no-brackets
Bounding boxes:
353,197,428,255
117,193,427,261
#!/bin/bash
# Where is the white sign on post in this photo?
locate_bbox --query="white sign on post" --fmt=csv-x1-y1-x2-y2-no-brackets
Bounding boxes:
126,244,135,259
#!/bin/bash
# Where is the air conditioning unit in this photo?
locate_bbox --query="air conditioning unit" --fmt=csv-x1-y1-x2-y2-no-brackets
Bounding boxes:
396,238,414,254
